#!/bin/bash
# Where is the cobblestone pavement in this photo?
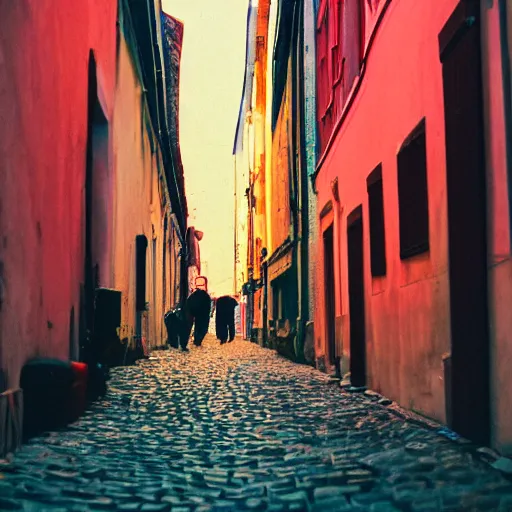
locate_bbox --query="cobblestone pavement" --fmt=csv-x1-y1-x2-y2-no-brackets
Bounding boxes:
2,336,512,511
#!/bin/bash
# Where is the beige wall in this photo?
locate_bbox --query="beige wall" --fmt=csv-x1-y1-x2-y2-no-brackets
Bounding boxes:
112,36,177,349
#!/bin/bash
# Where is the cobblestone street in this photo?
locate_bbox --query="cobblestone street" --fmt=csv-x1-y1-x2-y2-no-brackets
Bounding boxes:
2,336,512,511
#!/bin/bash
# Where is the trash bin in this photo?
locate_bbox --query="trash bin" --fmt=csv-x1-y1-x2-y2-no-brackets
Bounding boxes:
164,307,184,348
20,358,75,438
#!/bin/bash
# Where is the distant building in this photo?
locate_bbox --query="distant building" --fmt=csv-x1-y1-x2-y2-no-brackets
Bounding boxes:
234,0,316,361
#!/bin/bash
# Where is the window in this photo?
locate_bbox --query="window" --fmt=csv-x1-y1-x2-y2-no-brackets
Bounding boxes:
397,118,429,259
331,0,344,84
272,285,282,320
135,235,148,311
367,164,386,276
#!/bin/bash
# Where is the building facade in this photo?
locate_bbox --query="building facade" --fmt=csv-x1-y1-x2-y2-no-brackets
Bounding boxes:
234,0,315,362
313,0,512,452
234,0,258,340
0,0,188,397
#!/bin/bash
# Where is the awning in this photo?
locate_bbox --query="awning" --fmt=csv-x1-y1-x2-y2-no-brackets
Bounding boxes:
268,245,293,282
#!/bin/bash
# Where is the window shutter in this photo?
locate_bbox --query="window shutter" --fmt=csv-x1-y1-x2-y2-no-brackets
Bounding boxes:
397,119,429,259
367,164,386,276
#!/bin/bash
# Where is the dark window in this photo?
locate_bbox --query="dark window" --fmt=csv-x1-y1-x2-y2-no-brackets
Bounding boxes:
397,118,429,259
135,235,148,311
367,164,386,276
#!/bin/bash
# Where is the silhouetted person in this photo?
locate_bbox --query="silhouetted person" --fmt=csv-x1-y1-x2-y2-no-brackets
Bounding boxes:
215,295,238,344
164,307,184,350
183,288,211,349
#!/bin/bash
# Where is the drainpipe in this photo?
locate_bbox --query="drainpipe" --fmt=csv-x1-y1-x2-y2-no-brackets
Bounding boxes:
261,247,269,348
331,176,342,375
234,155,238,295
297,0,309,364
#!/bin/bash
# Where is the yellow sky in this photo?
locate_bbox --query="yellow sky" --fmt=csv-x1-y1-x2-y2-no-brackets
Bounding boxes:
162,0,248,297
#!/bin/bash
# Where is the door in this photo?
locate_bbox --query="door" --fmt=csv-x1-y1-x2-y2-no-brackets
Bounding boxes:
440,2,489,444
323,224,336,366
83,53,96,362
347,206,366,387
83,50,110,364
152,237,157,348
135,234,148,344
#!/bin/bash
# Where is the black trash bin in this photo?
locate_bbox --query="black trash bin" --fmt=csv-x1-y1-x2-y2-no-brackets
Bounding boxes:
20,358,75,439
164,307,184,349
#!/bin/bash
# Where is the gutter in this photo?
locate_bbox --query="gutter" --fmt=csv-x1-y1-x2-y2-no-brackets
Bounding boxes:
312,0,392,182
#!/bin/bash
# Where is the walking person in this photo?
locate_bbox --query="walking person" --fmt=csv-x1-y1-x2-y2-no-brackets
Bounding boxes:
215,295,238,344
182,288,211,349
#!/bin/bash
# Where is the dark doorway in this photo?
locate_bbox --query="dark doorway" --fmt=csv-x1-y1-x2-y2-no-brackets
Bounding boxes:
347,206,366,387
163,217,168,310
135,235,148,341
135,235,148,313
440,2,489,445
83,50,110,364
83,53,96,362
152,236,157,346
323,225,336,365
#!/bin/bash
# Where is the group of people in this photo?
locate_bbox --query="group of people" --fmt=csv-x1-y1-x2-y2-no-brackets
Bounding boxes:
165,289,239,352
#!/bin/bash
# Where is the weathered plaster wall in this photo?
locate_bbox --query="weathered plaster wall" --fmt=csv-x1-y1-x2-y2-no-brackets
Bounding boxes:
482,0,512,454
315,0,460,422
252,0,271,265
112,36,169,349
0,0,117,388
0,2,185,387
270,62,292,253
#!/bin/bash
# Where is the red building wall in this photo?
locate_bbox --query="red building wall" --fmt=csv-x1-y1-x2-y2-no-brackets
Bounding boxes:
314,0,460,422
0,1,117,388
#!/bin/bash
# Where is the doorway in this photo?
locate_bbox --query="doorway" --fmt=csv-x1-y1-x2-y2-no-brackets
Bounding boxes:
347,206,366,387
440,2,489,444
83,50,109,363
323,224,336,366
135,234,148,341
152,236,157,347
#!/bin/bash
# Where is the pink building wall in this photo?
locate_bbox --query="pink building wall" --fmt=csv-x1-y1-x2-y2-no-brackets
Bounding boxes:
314,0,460,423
0,1,117,388
315,0,512,452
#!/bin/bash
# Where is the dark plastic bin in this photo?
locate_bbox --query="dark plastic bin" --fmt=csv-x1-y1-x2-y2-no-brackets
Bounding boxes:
20,358,75,438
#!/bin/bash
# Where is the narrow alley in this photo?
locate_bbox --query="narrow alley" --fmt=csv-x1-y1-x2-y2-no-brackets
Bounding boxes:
2,337,511,512
4,0,512,510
